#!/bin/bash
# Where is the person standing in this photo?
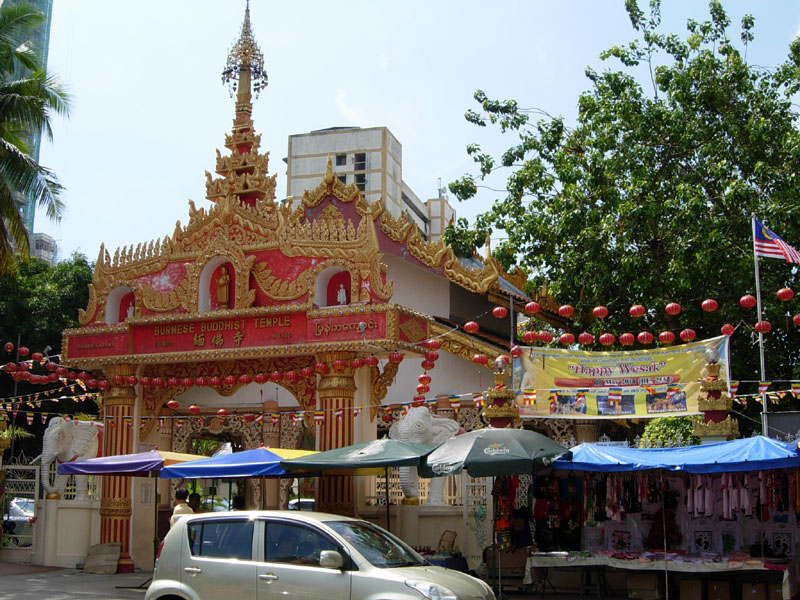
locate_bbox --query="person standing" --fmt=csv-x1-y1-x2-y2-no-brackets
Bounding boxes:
170,489,194,527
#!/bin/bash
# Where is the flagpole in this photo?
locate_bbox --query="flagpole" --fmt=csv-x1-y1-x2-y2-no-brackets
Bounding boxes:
752,216,768,436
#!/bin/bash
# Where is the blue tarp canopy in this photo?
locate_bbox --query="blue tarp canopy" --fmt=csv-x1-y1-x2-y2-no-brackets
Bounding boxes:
553,436,800,473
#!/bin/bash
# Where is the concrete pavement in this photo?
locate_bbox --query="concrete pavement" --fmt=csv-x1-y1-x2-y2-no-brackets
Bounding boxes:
0,563,148,599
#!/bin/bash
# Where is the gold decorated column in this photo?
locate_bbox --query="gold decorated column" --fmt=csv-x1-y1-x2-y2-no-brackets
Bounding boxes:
315,352,356,515
99,364,137,573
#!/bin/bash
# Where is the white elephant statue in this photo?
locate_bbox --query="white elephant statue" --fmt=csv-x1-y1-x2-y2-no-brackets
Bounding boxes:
389,406,459,505
40,417,103,500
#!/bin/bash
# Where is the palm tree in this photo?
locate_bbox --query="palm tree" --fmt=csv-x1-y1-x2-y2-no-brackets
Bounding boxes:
0,2,70,275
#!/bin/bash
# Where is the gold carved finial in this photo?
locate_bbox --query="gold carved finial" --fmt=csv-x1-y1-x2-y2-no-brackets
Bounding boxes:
222,0,268,102
324,156,334,185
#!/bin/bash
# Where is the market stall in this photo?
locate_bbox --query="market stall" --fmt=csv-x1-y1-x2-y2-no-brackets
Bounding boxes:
520,437,800,600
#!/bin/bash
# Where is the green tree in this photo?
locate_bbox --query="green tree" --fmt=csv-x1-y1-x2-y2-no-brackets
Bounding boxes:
451,1,800,390
639,416,700,447
0,2,71,274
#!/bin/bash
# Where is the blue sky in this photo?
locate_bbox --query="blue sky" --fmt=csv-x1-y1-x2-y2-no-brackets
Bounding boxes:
35,1,800,261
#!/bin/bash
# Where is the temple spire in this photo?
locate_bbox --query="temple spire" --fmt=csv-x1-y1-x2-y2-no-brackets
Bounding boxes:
222,0,268,115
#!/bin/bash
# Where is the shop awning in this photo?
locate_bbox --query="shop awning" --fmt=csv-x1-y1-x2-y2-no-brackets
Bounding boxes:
553,435,800,473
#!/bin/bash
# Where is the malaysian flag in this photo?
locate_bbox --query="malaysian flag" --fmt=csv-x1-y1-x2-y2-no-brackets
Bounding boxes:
753,218,800,263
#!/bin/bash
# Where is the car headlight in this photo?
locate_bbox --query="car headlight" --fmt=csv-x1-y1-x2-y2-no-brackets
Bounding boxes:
405,579,458,600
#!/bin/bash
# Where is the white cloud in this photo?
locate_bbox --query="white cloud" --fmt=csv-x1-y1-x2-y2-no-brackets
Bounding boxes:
335,89,369,126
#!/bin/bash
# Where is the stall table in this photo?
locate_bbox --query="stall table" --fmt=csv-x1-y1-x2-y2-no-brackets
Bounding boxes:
523,552,797,600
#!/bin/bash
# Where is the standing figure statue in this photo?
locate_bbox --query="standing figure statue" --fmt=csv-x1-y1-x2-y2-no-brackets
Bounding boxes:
216,265,231,306
337,283,347,305
389,406,459,505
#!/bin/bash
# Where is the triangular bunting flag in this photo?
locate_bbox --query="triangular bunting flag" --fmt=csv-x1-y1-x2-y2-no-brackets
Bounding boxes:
449,395,460,411
666,384,680,399
41,412,48,424
292,411,304,424
791,382,800,398
353,406,362,418
729,381,739,399
758,381,771,395
334,408,344,421
270,413,280,425
523,389,536,405
313,410,324,425
26,412,33,425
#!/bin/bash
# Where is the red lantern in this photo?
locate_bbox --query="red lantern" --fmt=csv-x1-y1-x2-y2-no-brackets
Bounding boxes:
242,413,256,422
47,373,58,383
167,377,179,387
45,361,57,372
284,371,298,382
599,333,615,346
208,376,221,387
578,332,595,345
525,301,541,314
381,413,393,423
593,306,609,319
492,306,508,319
412,395,426,406
463,321,479,334
558,332,574,345
701,299,718,312
314,362,328,374
152,377,164,388
418,373,432,385
85,378,97,388
332,360,346,371
3,362,15,372
416,384,430,394
426,339,442,350
237,374,252,385
350,358,364,369
111,374,124,386
538,331,554,343
56,366,68,377
178,377,192,388
679,328,696,342
558,305,574,318
17,362,29,371
139,376,151,387
188,405,200,415
619,333,635,346
777,287,794,301
195,376,207,387
472,354,488,366
721,323,735,336
31,352,43,362
637,331,654,344
509,345,522,358
388,352,404,363
793,314,800,327
659,331,675,344
740,295,756,309
217,408,229,417
167,400,179,410
127,375,138,386
3,342,13,353
300,367,315,378
755,320,772,333
250,373,265,384
424,351,439,362
270,370,283,382
629,305,646,318
421,359,436,371
364,356,379,367
17,346,29,357
522,331,538,344
223,375,237,385
665,303,681,316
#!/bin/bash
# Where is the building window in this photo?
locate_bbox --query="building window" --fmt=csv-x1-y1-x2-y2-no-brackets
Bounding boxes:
335,154,346,166
338,175,346,185
355,173,366,192
354,152,366,171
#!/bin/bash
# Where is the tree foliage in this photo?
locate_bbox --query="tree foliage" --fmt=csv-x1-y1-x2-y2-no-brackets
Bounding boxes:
639,415,700,447
0,2,71,274
451,0,800,388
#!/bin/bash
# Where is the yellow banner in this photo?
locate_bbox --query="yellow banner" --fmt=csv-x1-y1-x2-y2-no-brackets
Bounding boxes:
514,336,729,419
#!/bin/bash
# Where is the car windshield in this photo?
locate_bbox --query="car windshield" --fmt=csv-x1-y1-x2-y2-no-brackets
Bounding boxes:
326,520,425,568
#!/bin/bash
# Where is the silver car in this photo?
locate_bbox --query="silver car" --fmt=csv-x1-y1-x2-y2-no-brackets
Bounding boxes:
145,510,494,600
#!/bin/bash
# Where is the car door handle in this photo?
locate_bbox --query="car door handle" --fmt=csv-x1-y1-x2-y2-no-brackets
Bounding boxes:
259,573,279,583
184,566,202,575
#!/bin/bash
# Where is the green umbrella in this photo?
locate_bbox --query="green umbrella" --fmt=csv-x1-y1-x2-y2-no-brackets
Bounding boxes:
418,428,569,478
281,438,435,531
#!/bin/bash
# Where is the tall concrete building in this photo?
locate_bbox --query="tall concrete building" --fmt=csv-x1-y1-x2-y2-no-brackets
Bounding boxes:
286,126,454,242
6,0,55,233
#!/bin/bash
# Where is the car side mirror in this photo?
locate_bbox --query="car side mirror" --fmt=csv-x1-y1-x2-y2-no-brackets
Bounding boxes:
319,550,344,569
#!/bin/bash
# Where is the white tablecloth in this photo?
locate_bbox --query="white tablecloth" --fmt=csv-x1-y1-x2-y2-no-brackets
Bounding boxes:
523,553,797,600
